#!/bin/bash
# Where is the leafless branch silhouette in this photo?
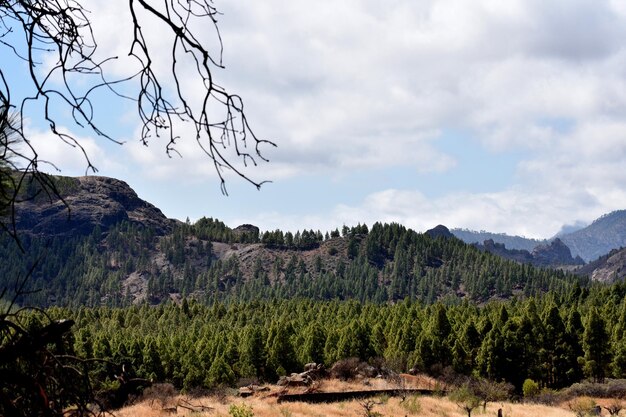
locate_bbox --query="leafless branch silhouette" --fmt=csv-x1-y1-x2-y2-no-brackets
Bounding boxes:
0,2,275,414
0,0,275,237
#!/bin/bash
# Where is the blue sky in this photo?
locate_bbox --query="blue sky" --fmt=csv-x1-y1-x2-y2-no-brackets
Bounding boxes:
4,0,626,238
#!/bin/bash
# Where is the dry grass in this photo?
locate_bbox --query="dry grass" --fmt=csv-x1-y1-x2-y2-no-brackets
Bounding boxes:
115,377,582,417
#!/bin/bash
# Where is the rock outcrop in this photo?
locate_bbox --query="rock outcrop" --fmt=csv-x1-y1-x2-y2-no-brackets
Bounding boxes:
15,175,174,236
531,238,584,268
475,238,584,269
576,247,626,283
233,224,260,241
480,239,534,264
425,225,455,240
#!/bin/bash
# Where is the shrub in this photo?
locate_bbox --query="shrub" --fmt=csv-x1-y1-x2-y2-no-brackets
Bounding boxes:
359,400,383,417
279,407,293,417
533,388,561,406
229,403,254,417
564,379,626,399
472,378,514,410
330,358,361,380
568,397,597,417
522,379,539,400
604,399,625,416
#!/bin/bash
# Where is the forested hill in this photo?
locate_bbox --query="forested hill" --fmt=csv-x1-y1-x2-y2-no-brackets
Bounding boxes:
0,174,586,308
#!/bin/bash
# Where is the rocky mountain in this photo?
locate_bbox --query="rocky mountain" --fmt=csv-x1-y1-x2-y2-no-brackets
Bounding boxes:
576,246,626,283
558,210,626,262
530,238,585,268
14,175,175,236
473,238,584,269
0,174,583,307
453,210,626,264
451,229,545,251
425,224,456,240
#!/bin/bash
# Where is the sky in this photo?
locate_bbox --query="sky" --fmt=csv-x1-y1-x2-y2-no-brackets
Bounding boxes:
4,0,626,238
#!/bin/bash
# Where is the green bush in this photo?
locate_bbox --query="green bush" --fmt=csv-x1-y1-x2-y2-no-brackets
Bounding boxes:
522,378,539,399
229,403,254,417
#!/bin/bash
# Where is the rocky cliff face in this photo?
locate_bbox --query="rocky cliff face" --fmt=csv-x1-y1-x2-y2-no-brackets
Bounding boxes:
425,225,456,240
475,237,584,269
14,175,174,236
576,247,626,282
478,239,534,264
531,238,585,268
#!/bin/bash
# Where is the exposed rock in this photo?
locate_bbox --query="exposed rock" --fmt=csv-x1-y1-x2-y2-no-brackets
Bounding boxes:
425,225,455,240
531,238,584,268
277,373,313,387
576,247,626,283
15,175,174,236
277,364,327,387
475,238,584,269
304,362,319,371
238,385,269,397
233,224,260,241
477,239,534,264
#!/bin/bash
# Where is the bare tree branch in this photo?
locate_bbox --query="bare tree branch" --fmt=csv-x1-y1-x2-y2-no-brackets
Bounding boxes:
0,0,276,238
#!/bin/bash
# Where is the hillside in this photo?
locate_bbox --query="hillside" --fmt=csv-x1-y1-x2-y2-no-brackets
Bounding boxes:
473,238,584,269
576,246,626,282
14,174,175,236
559,210,626,262
5,174,626,406
0,174,583,307
453,210,626,265
451,229,545,251
116,379,589,417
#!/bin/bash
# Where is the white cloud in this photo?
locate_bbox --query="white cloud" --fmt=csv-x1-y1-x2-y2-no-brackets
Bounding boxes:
70,1,626,179
16,122,123,176
328,186,602,239
118,0,626,233
10,0,626,235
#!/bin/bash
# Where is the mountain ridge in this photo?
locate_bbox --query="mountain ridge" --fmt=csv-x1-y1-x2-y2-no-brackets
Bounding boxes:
453,210,626,263
13,175,176,236
5,173,626,308
559,210,626,262
0,174,585,307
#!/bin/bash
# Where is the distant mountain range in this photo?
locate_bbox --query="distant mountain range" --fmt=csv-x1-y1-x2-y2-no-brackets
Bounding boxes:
451,229,545,252
558,210,626,262
452,209,626,263
0,173,596,307
471,238,584,269
2,173,626,308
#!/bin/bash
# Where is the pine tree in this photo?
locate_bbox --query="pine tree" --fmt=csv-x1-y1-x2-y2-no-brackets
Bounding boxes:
302,322,326,364
541,305,569,387
583,308,612,382
428,304,452,367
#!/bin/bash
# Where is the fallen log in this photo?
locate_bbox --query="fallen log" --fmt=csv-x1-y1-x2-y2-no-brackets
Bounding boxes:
277,388,441,403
